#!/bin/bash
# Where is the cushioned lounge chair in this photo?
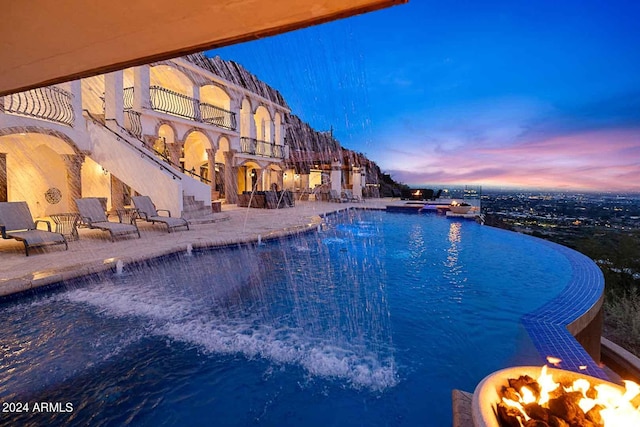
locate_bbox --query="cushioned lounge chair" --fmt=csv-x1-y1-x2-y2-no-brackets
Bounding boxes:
76,198,140,241
329,189,347,203
0,201,67,256
131,196,189,233
342,190,362,203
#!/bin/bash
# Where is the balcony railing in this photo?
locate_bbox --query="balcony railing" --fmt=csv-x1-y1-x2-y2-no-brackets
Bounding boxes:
240,137,284,159
124,110,142,138
200,102,237,131
2,86,74,126
148,86,237,131
123,87,134,110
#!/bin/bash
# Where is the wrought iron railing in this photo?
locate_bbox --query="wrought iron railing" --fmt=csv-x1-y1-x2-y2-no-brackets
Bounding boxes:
240,137,257,155
240,137,284,159
150,85,197,121
200,102,236,131
2,86,74,126
256,140,272,157
124,110,142,138
272,144,284,159
149,86,237,131
123,87,134,110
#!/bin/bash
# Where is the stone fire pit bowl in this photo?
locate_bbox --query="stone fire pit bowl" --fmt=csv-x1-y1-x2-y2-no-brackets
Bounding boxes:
449,205,472,214
471,366,623,427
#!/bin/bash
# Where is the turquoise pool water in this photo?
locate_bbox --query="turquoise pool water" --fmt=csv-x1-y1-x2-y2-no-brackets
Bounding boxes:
0,210,572,426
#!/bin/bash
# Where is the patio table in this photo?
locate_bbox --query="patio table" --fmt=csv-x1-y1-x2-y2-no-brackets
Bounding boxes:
50,213,80,241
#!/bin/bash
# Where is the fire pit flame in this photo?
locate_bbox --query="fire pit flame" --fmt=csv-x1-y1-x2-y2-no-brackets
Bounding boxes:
496,365,640,426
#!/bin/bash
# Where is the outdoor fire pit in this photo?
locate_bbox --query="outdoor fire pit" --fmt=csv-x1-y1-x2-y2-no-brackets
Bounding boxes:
449,202,472,214
472,365,640,426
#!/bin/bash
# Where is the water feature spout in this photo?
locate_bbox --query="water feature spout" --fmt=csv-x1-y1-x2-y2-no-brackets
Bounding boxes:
257,235,262,245
187,243,193,256
116,259,124,275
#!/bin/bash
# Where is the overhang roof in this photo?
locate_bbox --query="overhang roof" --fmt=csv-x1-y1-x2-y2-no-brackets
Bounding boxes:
1,0,406,96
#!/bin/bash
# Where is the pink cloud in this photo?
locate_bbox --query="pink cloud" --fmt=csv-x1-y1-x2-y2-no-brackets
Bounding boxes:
386,128,640,191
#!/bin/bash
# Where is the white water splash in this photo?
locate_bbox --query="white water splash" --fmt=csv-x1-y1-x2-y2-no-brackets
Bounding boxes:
61,283,398,391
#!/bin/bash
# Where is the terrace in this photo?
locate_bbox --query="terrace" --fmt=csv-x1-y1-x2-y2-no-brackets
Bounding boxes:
0,200,377,291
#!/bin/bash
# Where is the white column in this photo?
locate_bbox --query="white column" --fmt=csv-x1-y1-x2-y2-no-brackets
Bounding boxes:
206,148,216,199
133,66,151,110
70,79,83,129
248,108,257,139
192,85,201,121
330,160,342,193
104,70,124,127
266,110,274,142
351,166,362,198
229,98,241,132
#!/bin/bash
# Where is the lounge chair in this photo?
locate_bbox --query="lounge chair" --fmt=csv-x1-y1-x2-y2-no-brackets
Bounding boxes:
0,201,67,256
131,196,189,233
342,190,362,203
282,190,295,207
329,189,347,203
76,198,140,241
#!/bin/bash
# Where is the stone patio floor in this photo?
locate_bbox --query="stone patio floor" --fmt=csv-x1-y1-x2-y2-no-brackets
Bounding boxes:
0,199,396,297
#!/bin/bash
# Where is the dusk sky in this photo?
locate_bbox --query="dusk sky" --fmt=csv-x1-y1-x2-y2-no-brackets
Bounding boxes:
211,0,640,192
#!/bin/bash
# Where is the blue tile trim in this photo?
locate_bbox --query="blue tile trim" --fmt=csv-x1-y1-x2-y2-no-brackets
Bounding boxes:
518,235,607,380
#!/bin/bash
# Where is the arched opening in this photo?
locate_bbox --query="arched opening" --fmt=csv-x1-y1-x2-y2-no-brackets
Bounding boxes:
150,65,196,120
150,65,194,96
267,164,283,192
154,124,176,161
237,161,261,193
254,106,272,142
200,85,231,110
0,132,80,217
240,98,253,138
182,131,212,183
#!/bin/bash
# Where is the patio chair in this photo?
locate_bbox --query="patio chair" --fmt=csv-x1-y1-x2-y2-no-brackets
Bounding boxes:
76,198,140,241
131,196,189,233
0,201,67,256
342,190,362,203
329,189,347,203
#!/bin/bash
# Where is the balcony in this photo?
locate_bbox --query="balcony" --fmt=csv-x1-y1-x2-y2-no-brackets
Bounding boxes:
147,86,237,131
1,85,74,126
240,137,284,159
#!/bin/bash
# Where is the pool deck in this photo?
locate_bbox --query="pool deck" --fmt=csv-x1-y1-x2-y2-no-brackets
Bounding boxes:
0,199,395,298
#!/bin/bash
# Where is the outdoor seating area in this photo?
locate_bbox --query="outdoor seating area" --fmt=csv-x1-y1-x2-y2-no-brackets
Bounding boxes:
328,189,364,203
236,191,295,209
76,198,141,242
132,196,190,233
0,201,68,256
400,188,442,201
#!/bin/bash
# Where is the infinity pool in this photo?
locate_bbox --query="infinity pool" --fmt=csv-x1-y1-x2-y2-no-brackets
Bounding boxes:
0,210,572,426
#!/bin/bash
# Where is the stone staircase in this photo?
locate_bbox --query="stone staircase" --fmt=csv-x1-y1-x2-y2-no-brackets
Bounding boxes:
182,194,212,219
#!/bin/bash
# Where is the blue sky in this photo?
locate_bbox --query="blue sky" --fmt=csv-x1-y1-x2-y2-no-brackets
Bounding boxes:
210,0,640,191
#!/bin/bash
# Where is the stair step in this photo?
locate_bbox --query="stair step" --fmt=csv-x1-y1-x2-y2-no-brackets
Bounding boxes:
182,193,213,220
